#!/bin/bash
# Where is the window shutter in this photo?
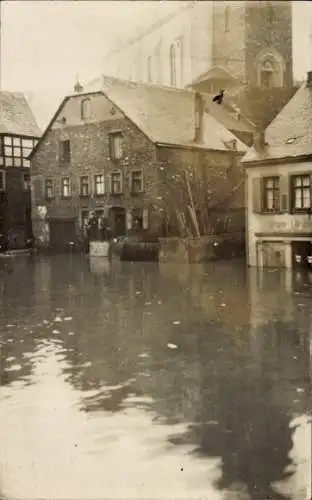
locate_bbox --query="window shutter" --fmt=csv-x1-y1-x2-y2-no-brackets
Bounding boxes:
279,175,290,213
108,174,112,194
71,176,77,197
252,177,261,213
126,209,132,230
55,177,61,198
142,208,149,230
52,178,57,198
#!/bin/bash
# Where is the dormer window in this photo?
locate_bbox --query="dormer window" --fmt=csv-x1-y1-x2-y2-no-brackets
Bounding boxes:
81,98,92,120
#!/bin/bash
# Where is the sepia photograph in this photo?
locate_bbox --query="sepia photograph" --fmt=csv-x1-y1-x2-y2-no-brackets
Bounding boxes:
0,1,311,499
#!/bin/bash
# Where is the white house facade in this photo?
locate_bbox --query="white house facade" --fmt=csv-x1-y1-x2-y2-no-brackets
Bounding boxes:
242,72,312,270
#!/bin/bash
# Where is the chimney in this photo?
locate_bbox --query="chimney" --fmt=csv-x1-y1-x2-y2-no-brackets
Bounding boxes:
253,130,266,151
307,71,312,88
194,92,205,143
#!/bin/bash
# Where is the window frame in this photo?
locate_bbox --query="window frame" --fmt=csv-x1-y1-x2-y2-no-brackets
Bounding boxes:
45,178,54,200
262,176,280,213
81,98,92,121
0,134,35,167
80,209,90,230
110,170,123,195
291,174,311,213
79,175,89,197
109,132,123,161
94,174,105,196
130,169,144,194
61,176,71,199
59,139,71,163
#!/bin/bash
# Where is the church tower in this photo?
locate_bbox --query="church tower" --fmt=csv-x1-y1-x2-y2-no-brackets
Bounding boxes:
200,0,295,130
212,0,293,88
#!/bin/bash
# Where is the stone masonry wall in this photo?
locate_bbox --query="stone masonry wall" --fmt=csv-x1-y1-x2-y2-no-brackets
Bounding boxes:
156,145,245,237
31,115,160,240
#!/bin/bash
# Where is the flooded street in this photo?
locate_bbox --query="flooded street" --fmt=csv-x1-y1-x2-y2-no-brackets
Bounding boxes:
0,255,311,500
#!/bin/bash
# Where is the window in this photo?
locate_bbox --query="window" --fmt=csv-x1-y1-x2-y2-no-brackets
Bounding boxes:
130,170,144,193
169,43,176,86
59,140,71,163
94,174,105,196
0,170,5,191
262,177,280,212
61,176,71,198
110,171,123,194
81,209,90,230
224,5,230,32
81,98,92,120
80,176,89,197
1,135,35,167
291,175,311,211
109,132,123,161
45,178,54,200
257,53,284,88
131,207,149,230
260,61,274,89
23,172,31,191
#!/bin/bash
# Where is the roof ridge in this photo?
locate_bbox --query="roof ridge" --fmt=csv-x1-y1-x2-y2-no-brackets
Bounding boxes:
101,74,196,96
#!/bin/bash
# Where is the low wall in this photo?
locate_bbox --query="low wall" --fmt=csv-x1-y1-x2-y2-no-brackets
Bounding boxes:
159,233,245,263
159,237,215,264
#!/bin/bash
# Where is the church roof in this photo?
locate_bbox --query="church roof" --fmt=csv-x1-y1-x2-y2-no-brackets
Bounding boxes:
0,91,41,137
30,76,248,158
242,80,312,164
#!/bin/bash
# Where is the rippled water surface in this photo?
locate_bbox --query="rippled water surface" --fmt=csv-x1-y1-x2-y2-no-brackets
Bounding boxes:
0,255,311,499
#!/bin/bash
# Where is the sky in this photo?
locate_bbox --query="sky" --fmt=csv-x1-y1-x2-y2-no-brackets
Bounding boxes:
1,1,311,128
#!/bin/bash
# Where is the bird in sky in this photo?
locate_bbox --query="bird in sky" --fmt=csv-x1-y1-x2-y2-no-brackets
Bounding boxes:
212,89,225,105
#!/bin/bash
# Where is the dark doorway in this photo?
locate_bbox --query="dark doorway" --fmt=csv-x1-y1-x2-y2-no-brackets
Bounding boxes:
111,207,125,237
49,218,77,252
292,240,312,270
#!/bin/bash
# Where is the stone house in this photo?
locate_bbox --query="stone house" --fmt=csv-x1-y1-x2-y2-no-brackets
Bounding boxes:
29,76,247,252
242,71,312,270
0,91,41,250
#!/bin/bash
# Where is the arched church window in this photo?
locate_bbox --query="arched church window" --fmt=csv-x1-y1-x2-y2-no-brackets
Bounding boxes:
260,60,274,89
224,5,230,32
169,43,176,86
257,54,284,88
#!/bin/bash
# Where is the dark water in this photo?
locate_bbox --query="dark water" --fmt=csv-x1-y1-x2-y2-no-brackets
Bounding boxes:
0,255,311,500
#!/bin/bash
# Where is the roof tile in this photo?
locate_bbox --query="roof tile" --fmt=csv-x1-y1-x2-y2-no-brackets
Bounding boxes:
0,91,41,137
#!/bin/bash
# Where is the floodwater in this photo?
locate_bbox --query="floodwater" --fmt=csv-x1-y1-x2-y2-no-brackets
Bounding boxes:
0,255,311,500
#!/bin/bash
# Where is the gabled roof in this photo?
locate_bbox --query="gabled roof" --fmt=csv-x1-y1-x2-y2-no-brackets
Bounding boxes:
101,76,246,152
30,76,248,159
0,91,41,137
242,81,312,164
